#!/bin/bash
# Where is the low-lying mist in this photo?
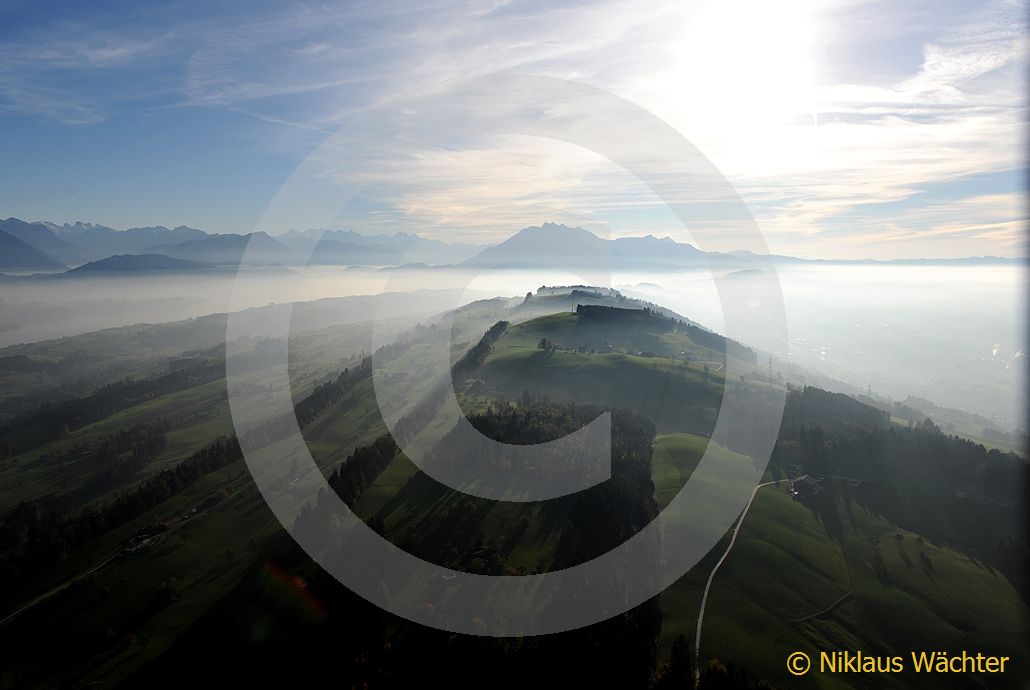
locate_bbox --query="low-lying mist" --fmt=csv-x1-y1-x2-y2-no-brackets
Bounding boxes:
0,262,1024,429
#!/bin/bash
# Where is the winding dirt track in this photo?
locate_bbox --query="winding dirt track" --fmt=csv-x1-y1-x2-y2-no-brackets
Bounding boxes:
693,479,787,678
0,552,119,626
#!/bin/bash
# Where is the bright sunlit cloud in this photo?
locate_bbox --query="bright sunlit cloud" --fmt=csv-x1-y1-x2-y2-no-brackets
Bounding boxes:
0,0,1025,258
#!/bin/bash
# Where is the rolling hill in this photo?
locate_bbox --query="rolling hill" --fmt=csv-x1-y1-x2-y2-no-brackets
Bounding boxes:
66,254,212,274
0,286,1024,688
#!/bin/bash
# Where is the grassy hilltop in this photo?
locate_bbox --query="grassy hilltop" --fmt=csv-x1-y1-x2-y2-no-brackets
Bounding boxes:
0,288,1025,688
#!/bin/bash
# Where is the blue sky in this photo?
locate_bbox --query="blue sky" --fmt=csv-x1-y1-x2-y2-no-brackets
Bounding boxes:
0,0,1026,258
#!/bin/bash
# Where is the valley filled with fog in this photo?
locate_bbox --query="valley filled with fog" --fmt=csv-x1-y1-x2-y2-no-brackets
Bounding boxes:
1,262,1024,430
623,263,1027,430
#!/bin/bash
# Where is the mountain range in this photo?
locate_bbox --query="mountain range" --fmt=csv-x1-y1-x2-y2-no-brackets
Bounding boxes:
462,221,718,269
66,254,212,274
1,217,1022,274
0,229,67,270
0,217,486,272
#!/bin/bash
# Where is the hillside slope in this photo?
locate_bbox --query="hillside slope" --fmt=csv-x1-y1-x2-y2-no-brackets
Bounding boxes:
0,290,1024,688
67,254,211,274
0,230,65,270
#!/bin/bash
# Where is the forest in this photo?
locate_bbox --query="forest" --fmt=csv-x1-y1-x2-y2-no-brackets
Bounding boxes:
0,306,1025,689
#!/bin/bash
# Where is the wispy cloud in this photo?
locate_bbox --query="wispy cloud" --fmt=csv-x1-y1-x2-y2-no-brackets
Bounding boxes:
0,23,176,123
0,0,1024,257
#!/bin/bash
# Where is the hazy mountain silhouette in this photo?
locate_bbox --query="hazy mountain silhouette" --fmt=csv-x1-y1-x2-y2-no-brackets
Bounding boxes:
66,254,212,274
5,216,1022,271
157,232,295,265
4,217,483,267
277,229,484,265
459,222,1023,270
0,218,88,265
607,233,710,267
0,230,66,270
46,221,208,261
462,222,609,268
462,222,717,270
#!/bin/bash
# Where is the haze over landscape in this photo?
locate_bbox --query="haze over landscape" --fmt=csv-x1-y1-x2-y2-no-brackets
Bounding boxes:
2,218,1025,430
0,1,1026,688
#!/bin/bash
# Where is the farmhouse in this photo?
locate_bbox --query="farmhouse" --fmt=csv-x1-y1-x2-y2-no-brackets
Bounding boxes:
790,474,824,500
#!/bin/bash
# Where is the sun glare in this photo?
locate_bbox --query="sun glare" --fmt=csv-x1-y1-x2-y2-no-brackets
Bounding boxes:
669,0,820,170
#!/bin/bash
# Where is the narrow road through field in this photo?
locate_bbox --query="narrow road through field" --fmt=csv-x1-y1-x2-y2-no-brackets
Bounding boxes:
792,590,853,623
694,478,786,680
1,499,213,627
0,552,119,626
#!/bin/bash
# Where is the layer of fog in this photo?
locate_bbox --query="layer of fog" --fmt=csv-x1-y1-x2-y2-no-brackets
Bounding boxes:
0,263,1024,429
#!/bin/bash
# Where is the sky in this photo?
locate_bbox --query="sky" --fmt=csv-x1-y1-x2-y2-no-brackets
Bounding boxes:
0,0,1026,259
